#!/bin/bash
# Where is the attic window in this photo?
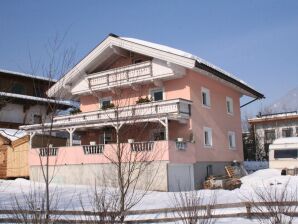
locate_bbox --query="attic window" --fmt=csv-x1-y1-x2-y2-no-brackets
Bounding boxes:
133,59,143,64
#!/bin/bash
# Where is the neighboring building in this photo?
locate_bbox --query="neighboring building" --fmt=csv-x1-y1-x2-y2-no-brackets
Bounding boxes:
248,111,298,160
0,69,74,128
0,69,74,179
21,34,264,191
0,129,29,179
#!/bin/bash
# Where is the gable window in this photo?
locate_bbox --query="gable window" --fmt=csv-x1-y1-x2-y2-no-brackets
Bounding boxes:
282,128,293,138
11,83,26,95
203,127,212,148
264,129,276,144
228,131,236,149
33,114,42,124
226,97,234,115
133,58,143,64
150,88,164,101
201,87,211,108
100,97,112,109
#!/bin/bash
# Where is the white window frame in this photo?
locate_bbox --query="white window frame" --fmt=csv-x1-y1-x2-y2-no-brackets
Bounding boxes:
228,131,236,149
99,97,112,109
203,127,213,148
201,87,211,108
226,96,234,115
149,87,165,101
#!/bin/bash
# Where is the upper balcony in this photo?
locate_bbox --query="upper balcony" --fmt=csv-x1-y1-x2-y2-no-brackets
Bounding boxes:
71,59,186,95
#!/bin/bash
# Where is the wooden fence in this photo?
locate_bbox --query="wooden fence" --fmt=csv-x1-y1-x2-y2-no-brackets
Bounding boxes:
0,201,297,223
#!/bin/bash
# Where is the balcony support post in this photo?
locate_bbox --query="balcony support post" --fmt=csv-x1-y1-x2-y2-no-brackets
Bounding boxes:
66,128,76,146
165,117,169,140
158,117,169,141
29,131,36,149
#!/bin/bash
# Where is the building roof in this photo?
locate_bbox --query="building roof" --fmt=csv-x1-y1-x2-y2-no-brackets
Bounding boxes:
248,111,298,124
47,33,264,99
0,91,76,107
272,137,298,145
0,68,57,82
120,37,261,97
0,128,27,141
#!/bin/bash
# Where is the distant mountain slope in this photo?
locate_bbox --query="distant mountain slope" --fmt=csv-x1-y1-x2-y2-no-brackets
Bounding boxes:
270,87,298,112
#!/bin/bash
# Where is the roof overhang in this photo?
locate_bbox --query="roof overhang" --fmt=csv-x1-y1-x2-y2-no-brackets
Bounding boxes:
47,33,264,100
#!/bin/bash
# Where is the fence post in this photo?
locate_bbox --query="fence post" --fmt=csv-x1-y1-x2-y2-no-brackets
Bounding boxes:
245,203,251,219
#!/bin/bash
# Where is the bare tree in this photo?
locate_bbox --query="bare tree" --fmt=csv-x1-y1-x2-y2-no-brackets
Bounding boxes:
82,63,167,221
172,190,217,224
10,184,61,224
11,33,76,223
243,180,298,224
79,179,120,223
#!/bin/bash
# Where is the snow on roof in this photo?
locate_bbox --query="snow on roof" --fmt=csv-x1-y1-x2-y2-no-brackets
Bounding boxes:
273,137,298,145
0,91,75,107
120,37,253,90
249,111,298,122
0,128,27,141
0,68,57,82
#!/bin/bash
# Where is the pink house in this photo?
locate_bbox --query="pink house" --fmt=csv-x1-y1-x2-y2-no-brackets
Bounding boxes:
21,34,264,191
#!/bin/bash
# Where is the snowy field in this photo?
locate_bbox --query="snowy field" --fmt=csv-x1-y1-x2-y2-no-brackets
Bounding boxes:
0,169,298,223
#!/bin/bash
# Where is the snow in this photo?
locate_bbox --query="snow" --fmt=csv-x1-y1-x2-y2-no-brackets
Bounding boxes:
0,169,298,223
0,68,57,82
0,128,27,141
0,91,75,107
121,37,254,90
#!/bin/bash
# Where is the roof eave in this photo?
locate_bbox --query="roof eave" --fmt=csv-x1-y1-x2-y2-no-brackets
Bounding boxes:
195,61,264,99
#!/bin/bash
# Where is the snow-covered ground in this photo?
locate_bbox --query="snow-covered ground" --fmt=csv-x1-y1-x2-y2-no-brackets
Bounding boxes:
0,169,297,223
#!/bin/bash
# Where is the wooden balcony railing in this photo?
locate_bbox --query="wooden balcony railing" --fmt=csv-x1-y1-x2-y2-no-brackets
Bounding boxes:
130,141,155,152
87,61,152,91
53,98,191,125
82,145,104,154
39,147,59,157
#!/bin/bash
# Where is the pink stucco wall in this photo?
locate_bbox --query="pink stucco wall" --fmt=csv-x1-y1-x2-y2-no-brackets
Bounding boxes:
77,55,243,164
29,141,198,166
188,70,244,162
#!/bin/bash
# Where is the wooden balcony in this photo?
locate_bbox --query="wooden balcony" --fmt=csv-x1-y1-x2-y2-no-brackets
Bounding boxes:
87,61,153,91
70,60,185,95
21,98,191,131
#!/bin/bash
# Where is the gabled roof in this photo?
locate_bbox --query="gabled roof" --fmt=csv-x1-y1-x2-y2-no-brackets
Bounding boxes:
0,69,57,82
48,33,264,99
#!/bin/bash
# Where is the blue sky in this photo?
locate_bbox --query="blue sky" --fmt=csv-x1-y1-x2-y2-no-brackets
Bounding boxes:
0,0,298,116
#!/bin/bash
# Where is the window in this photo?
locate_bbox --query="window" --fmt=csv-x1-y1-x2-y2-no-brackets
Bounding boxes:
100,134,112,144
226,97,234,115
133,58,143,64
150,88,164,101
264,130,276,143
100,97,112,109
274,149,298,159
33,115,42,124
11,83,25,94
206,165,213,177
153,131,165,141
282,128,293,138
228,131,236,149
296,127,298,137
203,127,212,147
201,87,211,107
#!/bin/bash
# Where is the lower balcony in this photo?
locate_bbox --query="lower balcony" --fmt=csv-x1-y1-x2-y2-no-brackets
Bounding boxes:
29,140,196,167
20,98,192,133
